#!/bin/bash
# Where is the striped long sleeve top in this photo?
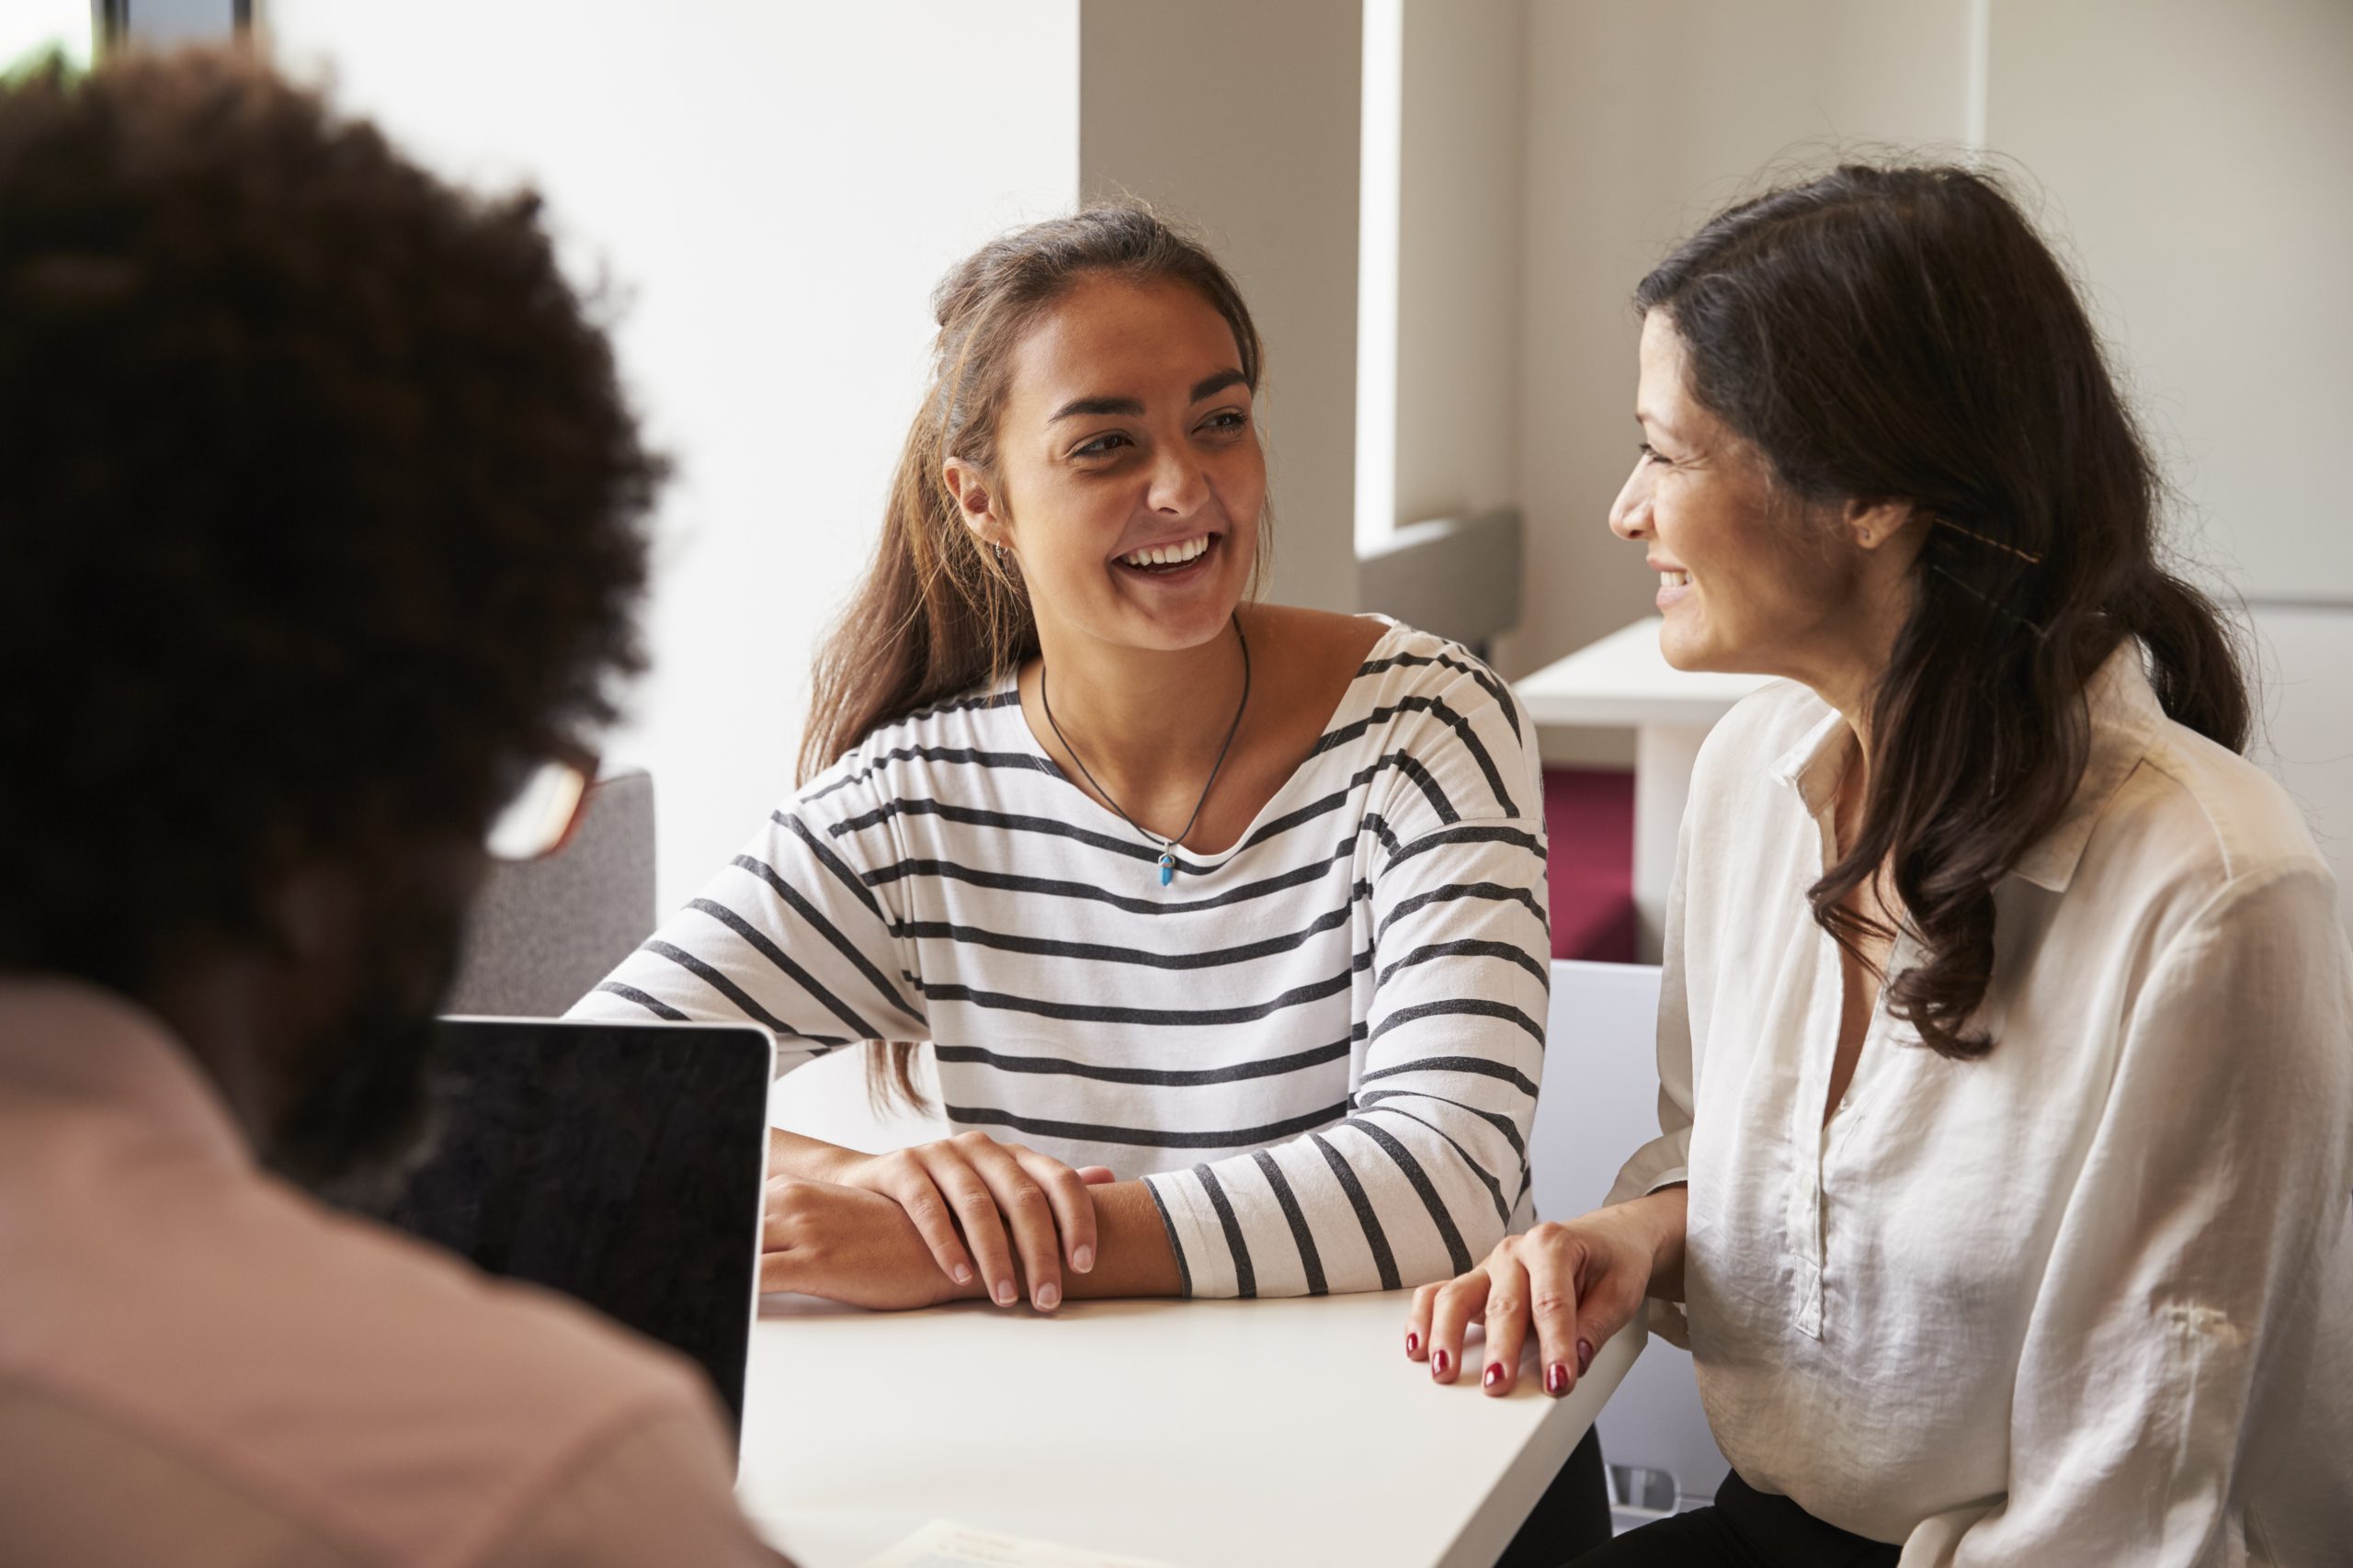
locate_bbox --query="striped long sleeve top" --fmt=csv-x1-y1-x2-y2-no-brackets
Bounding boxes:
573,619,1551,1297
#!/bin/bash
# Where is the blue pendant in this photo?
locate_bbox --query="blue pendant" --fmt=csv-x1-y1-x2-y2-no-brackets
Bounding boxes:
1158,851,1176,887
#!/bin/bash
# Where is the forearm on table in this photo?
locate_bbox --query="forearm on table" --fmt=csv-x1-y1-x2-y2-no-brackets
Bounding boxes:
767,1128,862,1183
765,1134,1178,1302
1053,1180,1183,1301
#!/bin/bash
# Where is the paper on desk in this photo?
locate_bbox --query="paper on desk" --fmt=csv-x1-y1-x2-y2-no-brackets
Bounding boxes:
857,1519,1184,1568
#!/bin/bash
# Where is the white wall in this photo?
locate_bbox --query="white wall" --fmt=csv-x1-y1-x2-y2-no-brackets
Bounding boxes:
267,1,1080,912
1497,3,2353,916
1391,0,1524,533
2256,607,2353,907
1984,0,2353,921
1985,0,2353,606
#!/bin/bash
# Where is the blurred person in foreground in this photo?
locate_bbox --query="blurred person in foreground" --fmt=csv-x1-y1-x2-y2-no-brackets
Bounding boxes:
0,51,784,1565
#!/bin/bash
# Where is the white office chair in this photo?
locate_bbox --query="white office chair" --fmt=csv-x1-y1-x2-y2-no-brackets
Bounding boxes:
1534,959,1728,1516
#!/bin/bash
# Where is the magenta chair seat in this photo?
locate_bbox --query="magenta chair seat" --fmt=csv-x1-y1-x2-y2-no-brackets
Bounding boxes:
1543,767,1637,963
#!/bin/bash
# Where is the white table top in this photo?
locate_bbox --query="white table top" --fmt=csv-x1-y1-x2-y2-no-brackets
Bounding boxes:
737,1290,1643,1568
1515,618,1776,729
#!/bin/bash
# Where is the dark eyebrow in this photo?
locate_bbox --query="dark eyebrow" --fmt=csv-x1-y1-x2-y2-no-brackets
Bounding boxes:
1050,370,1249,425
1050,394,1144,423
1192,369,1248,403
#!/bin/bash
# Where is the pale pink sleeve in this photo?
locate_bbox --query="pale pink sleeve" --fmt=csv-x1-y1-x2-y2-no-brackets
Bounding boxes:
479,1402,790,1568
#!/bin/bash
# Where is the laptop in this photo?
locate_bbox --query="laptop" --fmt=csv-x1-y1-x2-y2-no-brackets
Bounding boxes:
347,1017,776,1442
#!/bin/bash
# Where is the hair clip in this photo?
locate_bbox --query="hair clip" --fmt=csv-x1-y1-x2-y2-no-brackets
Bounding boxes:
1932,515,2044,565
1927,561,2053,642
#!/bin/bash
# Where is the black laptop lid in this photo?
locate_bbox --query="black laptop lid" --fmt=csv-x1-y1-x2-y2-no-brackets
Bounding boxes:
351,1017,774,1437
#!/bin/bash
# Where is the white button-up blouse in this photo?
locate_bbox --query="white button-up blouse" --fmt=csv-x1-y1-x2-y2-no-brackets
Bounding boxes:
1608,646,2353,1565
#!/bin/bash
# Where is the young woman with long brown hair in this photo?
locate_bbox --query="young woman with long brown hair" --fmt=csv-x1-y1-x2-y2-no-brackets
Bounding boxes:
574,209,1562,1334
1408,164,2352,1566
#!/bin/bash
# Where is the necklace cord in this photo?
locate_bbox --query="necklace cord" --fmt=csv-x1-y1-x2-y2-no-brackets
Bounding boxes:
1040,614,1252,860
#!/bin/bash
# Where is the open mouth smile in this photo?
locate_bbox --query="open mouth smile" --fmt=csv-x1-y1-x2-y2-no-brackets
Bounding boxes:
1114,533,1220,579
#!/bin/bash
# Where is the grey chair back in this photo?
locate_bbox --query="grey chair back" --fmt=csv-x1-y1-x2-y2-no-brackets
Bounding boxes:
443,767,656,1017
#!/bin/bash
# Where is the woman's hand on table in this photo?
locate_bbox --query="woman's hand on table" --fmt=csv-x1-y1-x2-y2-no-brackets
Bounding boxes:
772,1133,1116,1312
760,1176,975,1308
1407,1187,1688,1398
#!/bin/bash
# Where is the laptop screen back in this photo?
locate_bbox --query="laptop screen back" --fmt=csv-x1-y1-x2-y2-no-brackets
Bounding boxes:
351,1017,774,1437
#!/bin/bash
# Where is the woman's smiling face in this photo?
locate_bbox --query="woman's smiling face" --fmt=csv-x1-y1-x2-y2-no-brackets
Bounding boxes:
1608,311,1874,681
950,274,1265,657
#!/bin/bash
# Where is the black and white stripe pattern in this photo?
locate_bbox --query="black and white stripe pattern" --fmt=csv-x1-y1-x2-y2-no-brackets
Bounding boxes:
573,619,1551,1297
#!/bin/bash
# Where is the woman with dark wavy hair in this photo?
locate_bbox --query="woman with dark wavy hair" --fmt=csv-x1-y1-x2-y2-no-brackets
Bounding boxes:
1407,165,2351,1565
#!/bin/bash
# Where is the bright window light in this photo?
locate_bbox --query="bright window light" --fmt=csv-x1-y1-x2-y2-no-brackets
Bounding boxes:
1,0,92,72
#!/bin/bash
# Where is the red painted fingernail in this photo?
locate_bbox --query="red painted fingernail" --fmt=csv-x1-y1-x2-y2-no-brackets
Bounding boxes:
1432,1347,1451,1378
1545,1362,1568,1395
1575,1338,1596,1376
1482,1363,1504,1390
1405,1331,1420,1357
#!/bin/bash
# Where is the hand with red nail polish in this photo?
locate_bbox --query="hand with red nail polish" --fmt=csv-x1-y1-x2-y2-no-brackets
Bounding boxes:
1399,1187,1687,1406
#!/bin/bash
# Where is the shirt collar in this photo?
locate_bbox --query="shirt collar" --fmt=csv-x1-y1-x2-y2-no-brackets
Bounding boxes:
1766,642,2162,894
1768,704,1856,819
0,977,252,1169
2008,642,2164,892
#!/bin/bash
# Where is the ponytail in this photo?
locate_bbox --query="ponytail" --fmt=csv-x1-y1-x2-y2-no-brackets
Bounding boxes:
2108,566,2249,753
